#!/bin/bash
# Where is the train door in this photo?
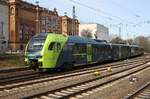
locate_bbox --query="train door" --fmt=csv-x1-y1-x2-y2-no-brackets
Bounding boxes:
49,42,57,59
87,44,92,63
46,42,61,68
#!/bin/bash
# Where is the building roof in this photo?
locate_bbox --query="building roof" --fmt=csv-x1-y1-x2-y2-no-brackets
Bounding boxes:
79,23,107,28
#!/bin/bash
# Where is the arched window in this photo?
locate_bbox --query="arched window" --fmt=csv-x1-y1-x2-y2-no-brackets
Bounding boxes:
10,7,15,15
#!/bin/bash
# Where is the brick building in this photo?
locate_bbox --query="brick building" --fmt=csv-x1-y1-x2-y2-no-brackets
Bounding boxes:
40,8,62,33
61,15,79,35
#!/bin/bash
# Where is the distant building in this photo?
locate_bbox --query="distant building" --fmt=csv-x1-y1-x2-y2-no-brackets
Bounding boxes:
79,23,109,42
0,0,9,51
148,36,150,42
61,15,79,36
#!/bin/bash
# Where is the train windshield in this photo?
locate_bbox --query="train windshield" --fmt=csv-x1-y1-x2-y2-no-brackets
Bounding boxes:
27,33,47,52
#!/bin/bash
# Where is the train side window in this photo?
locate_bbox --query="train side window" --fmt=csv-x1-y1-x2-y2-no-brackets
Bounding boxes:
48,42,56,50
81,45,86,53
104,47,106,54
73,45,78,54
57,43,61,50
101,47,103,54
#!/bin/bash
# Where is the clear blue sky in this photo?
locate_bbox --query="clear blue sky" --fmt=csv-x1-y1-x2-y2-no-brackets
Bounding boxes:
27,0,150,39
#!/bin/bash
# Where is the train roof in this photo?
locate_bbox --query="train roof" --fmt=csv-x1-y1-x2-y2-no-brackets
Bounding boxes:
37,33,141,48
68,35,108,44
67,35,142,48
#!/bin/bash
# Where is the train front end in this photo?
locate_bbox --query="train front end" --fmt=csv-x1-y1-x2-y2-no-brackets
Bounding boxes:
25,33,47,70
25,33,68,70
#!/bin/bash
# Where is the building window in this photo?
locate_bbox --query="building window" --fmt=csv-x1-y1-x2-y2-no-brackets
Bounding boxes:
41,16,46,26
48,18,51,28
53,19,56,27
41,29,46,33
20,45,23,50
10,7,15,15
63,22,66,26
19,25,23,40
30,27,35,37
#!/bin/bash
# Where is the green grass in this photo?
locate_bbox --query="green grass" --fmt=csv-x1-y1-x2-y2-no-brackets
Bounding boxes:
0,54,25,67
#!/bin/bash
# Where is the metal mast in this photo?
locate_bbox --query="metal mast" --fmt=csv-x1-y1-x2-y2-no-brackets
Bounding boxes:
72,6,76,35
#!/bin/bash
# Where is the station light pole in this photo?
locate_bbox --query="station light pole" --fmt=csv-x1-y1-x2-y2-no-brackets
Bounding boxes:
72,6,76,36
35,0,40,34
126,24,129,45
118,23,123,59
118,23,123,39
110,23,123,39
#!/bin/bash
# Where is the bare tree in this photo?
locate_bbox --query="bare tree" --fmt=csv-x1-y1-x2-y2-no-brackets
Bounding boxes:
134,36,150,52
110,36,125,44
81,29,92,38
126,38,134,45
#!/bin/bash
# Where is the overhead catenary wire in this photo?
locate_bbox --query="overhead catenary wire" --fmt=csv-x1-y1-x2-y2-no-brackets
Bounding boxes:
109,0,141,18
68,0,136,25
68,1,114,21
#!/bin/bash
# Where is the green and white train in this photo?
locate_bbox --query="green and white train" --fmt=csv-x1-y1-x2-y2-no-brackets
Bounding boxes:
25,33,144,70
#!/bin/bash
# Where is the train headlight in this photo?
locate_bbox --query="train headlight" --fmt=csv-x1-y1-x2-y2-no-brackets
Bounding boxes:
36,55,42,58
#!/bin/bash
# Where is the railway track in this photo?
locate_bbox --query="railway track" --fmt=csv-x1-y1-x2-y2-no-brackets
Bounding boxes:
0,57,148,90
26,61,150,99
124,82,150,99
0,56,147,86
0,58,149,99
0,66,29,74
0,70,46,85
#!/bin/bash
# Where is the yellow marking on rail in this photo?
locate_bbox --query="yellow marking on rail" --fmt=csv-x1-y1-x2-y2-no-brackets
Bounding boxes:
107,67,112,72
94,69,100,76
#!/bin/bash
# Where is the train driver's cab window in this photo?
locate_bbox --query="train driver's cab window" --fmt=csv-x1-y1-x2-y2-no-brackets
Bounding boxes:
48,42,61,51
57,43,61,51
49,42,56,50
